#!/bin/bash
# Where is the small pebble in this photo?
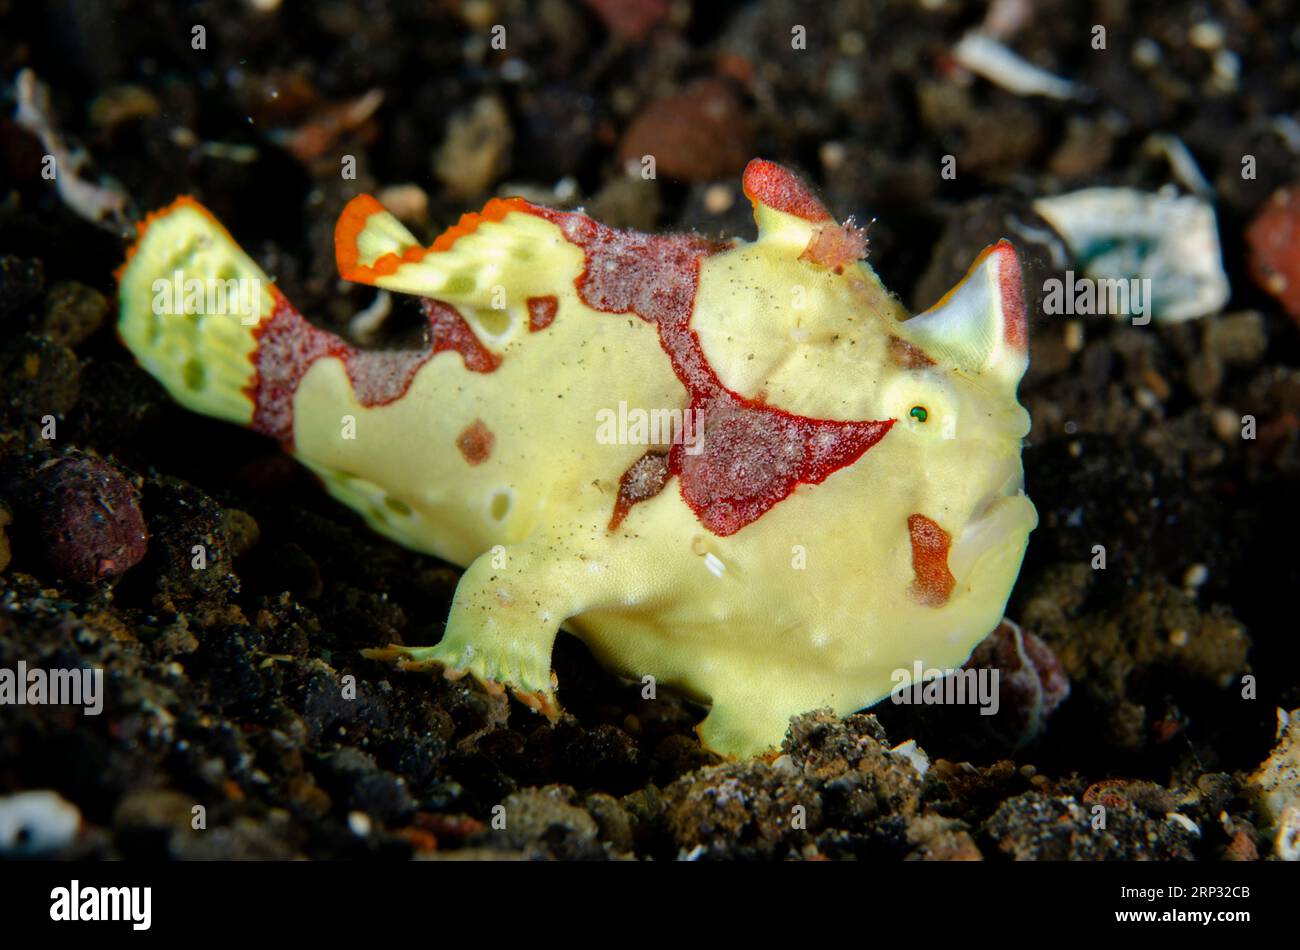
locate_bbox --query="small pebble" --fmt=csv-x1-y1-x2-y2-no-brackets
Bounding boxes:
88,84,161,129
0,333,80,419
1131,38,1162,69
1183,563,1209,589
1188,21,1225,51
374,184,429,225
583,0,670,42
15,452,148,584
0,790,81,856
1204,311,1267,365
703,184,734,215
435,96,513,198
1063,320,1084,353
618,78,752,182
1141,369,1171,402
819,141,847,171
42,281,108,347
1211,407,1243,442
221,508,261,557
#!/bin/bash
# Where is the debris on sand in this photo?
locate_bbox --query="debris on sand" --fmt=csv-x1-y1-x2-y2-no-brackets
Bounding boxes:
1033,187,1230,322
11,70,128,227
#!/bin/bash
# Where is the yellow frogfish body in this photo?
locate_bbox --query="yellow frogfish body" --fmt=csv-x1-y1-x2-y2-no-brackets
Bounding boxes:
117,159,1037,757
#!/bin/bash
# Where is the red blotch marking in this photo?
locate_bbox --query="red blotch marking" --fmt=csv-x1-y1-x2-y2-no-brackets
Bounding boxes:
421,299,502,373
456,419,495,465
248,292,428,447
799,220,868,272
527,197,894,536
322,165,892,535
670,396,891,536
609,451,671,530
248,291,498,448
991,240,1027,350
527,295,558,332
907,513,955,607
742,158,832,223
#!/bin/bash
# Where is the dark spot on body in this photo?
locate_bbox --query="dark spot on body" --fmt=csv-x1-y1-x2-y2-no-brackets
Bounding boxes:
457,419,495,465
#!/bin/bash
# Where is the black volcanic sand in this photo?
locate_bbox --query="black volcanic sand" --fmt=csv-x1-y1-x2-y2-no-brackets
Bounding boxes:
0,0,1297,860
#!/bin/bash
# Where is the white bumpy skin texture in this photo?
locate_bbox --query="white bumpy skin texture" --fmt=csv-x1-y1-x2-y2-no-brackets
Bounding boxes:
116,160,1038,758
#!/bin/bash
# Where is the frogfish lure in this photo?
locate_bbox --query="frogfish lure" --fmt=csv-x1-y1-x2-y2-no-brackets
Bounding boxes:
117,159,1037,757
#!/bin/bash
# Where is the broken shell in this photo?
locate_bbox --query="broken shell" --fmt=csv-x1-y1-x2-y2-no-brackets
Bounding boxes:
1032,187,1230,322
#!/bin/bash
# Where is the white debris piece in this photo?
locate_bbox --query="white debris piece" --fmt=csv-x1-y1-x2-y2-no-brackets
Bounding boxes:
890,739,930,777
348,290,393,342
12,69,129,228
953,32,1089,101
1270,116,1300,152
0,790,81,856
1032,186,1231,322
1144,134,1214,199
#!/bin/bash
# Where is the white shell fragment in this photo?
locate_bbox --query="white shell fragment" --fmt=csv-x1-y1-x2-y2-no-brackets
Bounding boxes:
12,69,128,227
0,789,81,856
1033,187,1231,322
1144,134,1214,199
953,32,1090,101
890,739,931,777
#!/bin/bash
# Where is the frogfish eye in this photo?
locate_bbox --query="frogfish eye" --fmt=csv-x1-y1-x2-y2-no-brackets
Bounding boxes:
909,406,929,423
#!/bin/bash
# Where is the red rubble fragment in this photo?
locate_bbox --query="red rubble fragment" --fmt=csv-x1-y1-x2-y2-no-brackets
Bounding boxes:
1246,183,1300,321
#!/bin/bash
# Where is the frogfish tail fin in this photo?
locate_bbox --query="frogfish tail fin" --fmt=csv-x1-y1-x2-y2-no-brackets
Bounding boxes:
117,196,277,427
